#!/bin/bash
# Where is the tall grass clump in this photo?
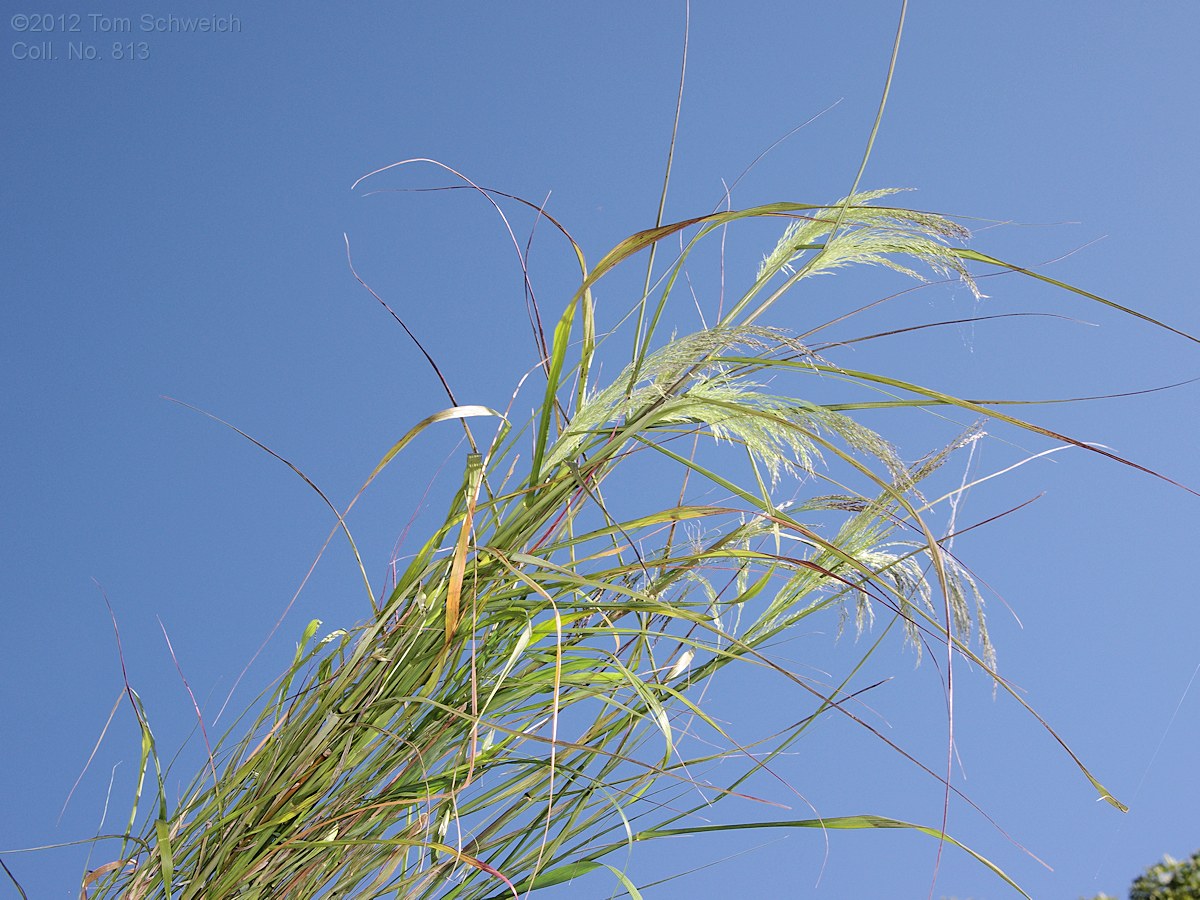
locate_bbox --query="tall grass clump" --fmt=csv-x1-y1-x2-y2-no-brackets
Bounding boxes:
59,16,1198,892
65,172,1196,900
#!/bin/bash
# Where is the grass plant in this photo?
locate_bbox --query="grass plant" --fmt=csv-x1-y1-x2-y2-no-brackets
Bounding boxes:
68,181,1195,899
42,12,1197,900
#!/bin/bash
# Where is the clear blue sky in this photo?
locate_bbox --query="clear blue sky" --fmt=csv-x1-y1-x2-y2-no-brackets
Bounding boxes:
3,3,1198,897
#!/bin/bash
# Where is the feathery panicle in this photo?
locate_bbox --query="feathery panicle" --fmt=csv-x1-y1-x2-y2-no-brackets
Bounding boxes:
757,189,982,299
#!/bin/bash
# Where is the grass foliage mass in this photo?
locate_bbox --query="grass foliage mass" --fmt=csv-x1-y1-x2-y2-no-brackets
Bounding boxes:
33,15,1194,900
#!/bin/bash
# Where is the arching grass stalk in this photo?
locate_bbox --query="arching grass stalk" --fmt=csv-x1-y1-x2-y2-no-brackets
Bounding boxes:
80,187,1193,900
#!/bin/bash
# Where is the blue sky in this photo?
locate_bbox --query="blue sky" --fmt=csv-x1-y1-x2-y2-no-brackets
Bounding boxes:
3,3,1198,897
